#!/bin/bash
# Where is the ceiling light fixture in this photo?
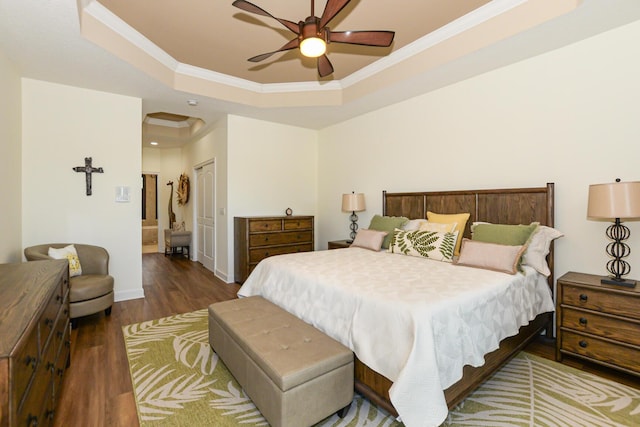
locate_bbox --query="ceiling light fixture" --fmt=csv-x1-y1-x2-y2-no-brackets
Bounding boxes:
187,99,198,106
150,141,159,146
300,36,326,58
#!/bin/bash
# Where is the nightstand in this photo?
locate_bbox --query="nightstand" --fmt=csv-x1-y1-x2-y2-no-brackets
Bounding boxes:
328,240,351,249
556,271,640,377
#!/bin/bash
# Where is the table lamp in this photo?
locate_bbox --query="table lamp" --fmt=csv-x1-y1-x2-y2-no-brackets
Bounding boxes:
342,192,366,243
587,179,640,287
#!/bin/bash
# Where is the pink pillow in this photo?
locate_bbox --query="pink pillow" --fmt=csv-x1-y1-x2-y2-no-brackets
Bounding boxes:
455,238,526,274
350,229,388,251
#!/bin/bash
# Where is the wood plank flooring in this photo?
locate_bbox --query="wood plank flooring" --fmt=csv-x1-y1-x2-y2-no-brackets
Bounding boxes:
52,253,639,426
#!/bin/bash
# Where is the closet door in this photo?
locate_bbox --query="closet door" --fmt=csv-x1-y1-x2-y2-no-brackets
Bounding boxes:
196,161,215,272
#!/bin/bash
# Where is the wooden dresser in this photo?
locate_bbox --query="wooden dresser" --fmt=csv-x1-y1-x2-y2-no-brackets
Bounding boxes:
0,260,71,427
234,216,314,283
556,271,640,376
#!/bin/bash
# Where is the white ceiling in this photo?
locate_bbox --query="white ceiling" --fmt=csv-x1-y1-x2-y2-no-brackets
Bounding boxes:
1,0,640,148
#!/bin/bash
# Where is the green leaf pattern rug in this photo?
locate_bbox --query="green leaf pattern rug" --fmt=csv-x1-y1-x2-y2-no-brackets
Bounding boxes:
123,309,640,426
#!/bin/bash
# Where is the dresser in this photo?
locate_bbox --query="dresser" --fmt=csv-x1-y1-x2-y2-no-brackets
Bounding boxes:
556,271,640,376
234,216,314,283
0,260,71,427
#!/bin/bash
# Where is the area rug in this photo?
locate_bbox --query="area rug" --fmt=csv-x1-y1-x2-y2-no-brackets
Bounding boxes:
123,309,640,426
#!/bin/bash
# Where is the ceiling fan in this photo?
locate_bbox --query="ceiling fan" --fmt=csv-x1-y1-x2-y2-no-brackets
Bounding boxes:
232,0,395,78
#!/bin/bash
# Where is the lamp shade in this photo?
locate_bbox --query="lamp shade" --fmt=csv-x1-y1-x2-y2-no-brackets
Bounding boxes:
587,181,640,219
342,193,366,212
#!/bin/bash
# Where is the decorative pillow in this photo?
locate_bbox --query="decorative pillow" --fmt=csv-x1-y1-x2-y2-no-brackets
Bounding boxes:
402,219,428,231
350,229,388,251
455,239,527,274
368,215,409,249
48,244,82,277
426,212,470,256
388,228,459,262
521,225,564,276
471,222,539,246
418,221,457,233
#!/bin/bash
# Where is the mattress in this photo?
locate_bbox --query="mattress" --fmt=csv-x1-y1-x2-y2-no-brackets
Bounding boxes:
238,247,554,427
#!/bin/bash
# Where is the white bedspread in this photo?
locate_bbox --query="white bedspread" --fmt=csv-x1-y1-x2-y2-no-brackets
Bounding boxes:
237,247,555,427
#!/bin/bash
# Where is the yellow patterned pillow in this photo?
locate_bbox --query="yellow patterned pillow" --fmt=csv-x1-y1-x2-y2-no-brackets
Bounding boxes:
48,245,83,277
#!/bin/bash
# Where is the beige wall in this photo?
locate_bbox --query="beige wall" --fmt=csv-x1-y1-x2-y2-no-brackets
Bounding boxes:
226,115,318,282
181,117,228,279
0,50,23,263
22,79,143,301
318,19,640,282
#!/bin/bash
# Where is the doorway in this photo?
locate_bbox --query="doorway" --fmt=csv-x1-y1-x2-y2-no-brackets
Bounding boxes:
141,173,159,253
195,161,215,272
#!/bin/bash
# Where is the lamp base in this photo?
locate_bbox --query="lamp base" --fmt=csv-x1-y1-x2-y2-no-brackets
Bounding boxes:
600,277,636,288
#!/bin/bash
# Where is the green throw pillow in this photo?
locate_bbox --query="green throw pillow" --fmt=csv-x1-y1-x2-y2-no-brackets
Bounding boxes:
471,222,539,246
368,215,409,249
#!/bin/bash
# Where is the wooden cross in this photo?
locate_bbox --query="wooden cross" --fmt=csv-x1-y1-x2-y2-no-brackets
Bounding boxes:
73,157,104,196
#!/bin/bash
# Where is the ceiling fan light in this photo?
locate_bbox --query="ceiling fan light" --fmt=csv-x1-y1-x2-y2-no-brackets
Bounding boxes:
300,37,326,58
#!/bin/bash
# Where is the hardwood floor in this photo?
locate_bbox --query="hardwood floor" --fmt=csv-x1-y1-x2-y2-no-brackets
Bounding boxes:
53,254,639,426
53,253,240,427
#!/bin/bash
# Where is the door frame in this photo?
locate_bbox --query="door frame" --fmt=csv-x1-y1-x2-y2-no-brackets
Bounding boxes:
192,158,216,271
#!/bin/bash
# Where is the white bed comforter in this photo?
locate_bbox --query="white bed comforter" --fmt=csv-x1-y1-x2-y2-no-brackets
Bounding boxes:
237,247,555,427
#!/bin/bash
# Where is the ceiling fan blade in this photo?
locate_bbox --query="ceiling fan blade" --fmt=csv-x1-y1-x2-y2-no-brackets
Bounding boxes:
248,38,300,62
319,0,351,29
232,0,300,34
329,30,395,47
317,54,334,77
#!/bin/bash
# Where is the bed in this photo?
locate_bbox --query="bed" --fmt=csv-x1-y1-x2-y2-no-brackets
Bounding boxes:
238,183,556,427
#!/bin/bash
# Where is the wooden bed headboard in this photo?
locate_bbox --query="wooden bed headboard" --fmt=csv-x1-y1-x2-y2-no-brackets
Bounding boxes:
383,183,555,286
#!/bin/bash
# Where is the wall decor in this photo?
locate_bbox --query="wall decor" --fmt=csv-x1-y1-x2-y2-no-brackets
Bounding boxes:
177,173,190,206
72,157,104,196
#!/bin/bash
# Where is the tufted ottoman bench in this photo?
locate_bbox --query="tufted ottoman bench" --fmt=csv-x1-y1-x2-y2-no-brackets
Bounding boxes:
208,296,354,427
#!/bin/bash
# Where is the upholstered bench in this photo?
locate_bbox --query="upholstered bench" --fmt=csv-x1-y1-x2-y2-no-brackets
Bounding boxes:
208,296,354,427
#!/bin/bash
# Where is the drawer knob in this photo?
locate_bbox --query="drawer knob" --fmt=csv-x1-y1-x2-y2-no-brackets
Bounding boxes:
25,355,37,369
579,340,588,348
27,414,38,426
579,317,588,326
579,294,588,302
46,409,55,420
56,294,62,302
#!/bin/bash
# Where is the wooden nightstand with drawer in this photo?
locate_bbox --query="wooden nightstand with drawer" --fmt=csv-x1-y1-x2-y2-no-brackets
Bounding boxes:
328,240,351,249
556,271,640,376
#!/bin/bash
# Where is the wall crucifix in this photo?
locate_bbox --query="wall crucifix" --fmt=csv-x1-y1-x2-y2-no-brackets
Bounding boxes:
73,157,104,196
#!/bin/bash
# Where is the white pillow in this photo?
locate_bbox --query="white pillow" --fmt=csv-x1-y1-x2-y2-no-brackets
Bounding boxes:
521,226,564,276
388,228,459,262
402,219,428,231
48,244,83,277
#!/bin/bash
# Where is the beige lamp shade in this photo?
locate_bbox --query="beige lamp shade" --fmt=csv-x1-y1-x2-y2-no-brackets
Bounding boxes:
587,181,640,219
342,193,366,212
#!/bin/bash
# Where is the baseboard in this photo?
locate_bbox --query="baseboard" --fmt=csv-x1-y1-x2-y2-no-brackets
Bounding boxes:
115,288,145,302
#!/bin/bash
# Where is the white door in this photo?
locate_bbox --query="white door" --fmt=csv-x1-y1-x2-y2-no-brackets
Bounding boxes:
196,162,215,272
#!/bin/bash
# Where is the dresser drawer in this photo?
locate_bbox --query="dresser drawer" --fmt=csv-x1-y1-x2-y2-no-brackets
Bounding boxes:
284,218,312,230
561,307,640,346
249,230,312,247
561,284,640,320
249,219,282,232
249,243,313,263
561,330,640,374
14,325,40,409
40,289,64,351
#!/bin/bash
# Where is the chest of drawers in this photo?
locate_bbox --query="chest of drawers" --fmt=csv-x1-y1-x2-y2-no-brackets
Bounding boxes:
234,216,314,283
556,271,640,376
0,260,71,427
